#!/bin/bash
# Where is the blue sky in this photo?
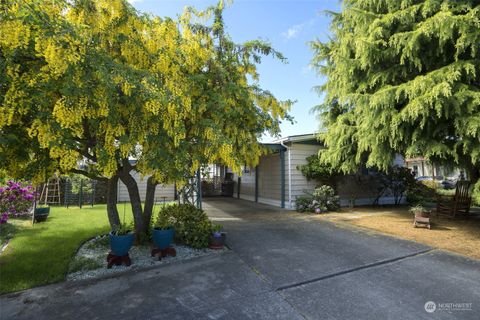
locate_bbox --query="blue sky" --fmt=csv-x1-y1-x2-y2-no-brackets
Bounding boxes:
128,0,341,141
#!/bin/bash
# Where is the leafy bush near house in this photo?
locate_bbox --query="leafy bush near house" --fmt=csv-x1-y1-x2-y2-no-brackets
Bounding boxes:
373,166,416,205
406,181,437,205
295,196,313,213
297,153,339,186
295,185,340,213
156,204,212,248
473,181,480,206
407,179,480,206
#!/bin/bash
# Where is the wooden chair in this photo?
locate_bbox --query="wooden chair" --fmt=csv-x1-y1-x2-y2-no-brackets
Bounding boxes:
437,181,472,217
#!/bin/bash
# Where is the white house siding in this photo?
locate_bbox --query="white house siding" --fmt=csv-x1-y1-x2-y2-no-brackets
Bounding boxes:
287,143,322,209
231,166,256,203
232,144,322,208
117,171,175,202
231,142,408,209
258,152,282,207
231,152,283,207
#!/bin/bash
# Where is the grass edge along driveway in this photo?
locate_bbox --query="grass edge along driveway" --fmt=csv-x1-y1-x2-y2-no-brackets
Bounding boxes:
0,204,134,294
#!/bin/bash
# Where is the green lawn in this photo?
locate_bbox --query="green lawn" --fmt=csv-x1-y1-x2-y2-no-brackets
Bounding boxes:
0,204,134,294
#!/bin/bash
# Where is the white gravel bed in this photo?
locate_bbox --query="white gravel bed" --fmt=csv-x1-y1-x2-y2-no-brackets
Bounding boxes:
67,235,227,281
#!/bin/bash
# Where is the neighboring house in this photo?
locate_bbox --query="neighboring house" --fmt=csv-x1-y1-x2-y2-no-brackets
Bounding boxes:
405,157,464,179
231,133,406,209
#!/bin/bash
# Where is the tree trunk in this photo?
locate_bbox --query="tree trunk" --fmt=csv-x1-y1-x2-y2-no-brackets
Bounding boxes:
143,176,158,235
119,171,145,243
106,175,121,229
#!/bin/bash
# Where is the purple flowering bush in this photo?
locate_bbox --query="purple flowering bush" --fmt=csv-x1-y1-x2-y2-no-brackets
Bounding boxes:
0,181,35,224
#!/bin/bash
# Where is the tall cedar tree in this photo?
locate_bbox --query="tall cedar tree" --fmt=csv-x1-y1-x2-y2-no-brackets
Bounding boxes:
0,0,291,241
312,0,480,182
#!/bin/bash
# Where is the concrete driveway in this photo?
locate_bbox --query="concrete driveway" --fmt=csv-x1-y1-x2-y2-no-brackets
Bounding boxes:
1,198,479,319
206,198,480,319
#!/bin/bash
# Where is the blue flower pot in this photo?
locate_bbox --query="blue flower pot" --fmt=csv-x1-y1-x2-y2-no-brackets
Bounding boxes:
109,232,134,256
34,207,50,222
152,227,174,250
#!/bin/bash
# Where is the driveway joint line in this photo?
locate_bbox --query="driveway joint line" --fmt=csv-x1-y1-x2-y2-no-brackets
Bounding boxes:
276,290,309,320
275,248,433,291
229,252,308,319
230,251,274,287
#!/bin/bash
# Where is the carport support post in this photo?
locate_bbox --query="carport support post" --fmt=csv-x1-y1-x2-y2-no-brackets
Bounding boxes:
255,166,259,203
280,149,285,208
237,177,241,198
196,169,202,210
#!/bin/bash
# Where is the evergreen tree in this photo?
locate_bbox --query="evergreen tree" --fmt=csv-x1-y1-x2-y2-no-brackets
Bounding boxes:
312,0,480,182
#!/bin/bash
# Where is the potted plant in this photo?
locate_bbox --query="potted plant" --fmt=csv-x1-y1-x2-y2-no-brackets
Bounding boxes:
410,204,430,218
109,223,134,255
410,204,431,229
209,224,226,249
34,206,50,222
152,214,175,250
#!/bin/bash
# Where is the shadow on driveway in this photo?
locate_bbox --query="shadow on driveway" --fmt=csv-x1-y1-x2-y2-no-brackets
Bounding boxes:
1,198,478,320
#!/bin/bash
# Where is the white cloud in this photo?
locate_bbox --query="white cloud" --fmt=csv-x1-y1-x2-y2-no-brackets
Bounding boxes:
301,65,313,75
281,18,316,40
128,0,144,4
282,24,302,40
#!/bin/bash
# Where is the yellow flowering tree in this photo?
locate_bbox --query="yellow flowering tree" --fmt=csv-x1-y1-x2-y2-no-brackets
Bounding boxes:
0,0,290,241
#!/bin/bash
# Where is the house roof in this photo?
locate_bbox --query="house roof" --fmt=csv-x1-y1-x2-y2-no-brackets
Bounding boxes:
270,133,322,145
261,143,287,151
260,133,322,152
405,157,426,162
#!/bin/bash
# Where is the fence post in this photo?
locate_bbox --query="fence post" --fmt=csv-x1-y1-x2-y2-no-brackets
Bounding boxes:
79,179,83,209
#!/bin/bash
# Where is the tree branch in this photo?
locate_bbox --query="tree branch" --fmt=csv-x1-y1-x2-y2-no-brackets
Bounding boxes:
74,147,97,162
69,168,107,181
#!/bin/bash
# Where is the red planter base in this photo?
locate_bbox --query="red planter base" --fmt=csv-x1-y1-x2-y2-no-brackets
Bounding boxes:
151,246,176,261
209,233,226,249
106,253,131,268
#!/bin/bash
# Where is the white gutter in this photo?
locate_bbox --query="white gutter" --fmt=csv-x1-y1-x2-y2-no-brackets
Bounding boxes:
280,139,292,209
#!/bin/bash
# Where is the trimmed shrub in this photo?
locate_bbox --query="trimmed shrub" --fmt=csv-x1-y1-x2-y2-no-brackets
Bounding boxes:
156,204,212,249
295,196,313,213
